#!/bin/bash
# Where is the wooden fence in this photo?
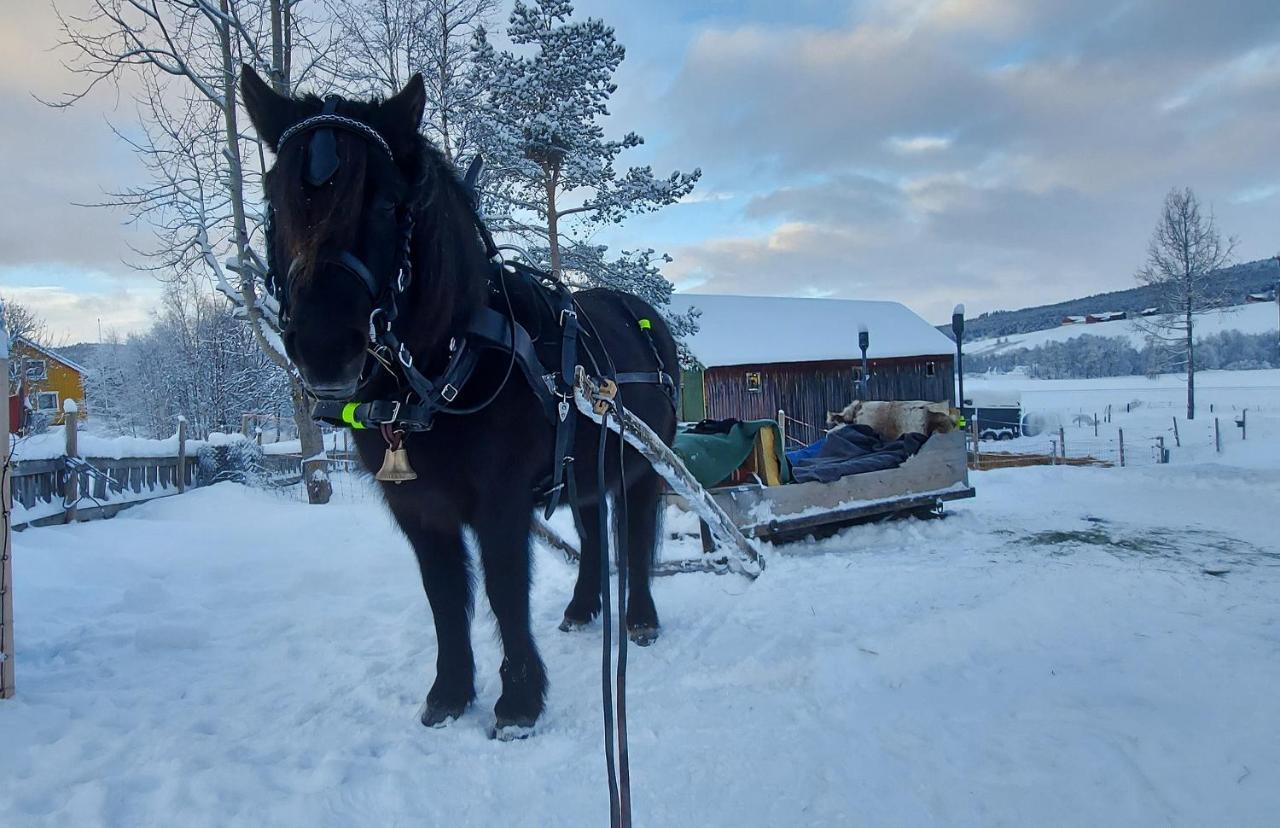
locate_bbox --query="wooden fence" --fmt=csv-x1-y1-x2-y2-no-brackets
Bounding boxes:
3,317,14,698
10,414,195,530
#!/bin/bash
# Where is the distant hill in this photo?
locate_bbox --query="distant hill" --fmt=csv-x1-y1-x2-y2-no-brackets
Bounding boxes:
939,258,1279,341
56,342,124,369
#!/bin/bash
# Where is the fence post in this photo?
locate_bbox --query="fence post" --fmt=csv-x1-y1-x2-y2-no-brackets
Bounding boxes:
969,419,979,469
1058,426,1066,461
176,417,188,494
1118,428,1126,467
1241,409,1247,440
776,408,787,451
63,400,79,524
1171,417,1180,447
1156,436,1167,464
1214,417,1221,453
1094,414,1098,437
1,314,15,699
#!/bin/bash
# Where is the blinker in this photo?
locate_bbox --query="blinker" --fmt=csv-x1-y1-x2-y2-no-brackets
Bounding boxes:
305,96,342,187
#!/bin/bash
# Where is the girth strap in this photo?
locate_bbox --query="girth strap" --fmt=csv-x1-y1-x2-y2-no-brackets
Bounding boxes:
613,371,678,403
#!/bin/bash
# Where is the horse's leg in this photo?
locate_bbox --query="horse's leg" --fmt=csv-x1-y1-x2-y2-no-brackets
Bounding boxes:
560,498,603,630
474,504,547,734
405,525,476,727
622,469,662,646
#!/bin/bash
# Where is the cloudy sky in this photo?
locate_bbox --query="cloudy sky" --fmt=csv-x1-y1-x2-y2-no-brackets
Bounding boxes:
5,0,1280,341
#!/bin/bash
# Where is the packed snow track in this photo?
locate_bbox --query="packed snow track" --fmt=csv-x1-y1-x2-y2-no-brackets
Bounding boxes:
1,461,1277,825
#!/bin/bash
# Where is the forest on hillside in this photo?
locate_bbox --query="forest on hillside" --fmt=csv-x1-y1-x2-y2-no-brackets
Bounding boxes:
948,259,1279,340
968,331,1278,379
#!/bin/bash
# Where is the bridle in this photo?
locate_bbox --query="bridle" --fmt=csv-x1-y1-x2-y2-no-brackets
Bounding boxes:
262,94,533,430
263,95,415,358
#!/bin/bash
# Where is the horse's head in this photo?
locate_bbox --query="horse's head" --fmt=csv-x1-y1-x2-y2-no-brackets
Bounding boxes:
241,66,427,399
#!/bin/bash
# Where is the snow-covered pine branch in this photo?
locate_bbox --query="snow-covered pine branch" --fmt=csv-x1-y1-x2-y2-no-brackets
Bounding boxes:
466,0,700,349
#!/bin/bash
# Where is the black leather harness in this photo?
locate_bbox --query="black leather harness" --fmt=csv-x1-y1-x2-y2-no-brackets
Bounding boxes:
263,102,677,513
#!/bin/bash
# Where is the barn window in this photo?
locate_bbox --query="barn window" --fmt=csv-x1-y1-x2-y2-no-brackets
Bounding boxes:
926,361,936,377
25,359,48,381
745,372,762,392
35,391,59,411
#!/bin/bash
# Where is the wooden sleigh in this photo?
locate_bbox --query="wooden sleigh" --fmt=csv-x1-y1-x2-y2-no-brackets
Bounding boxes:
534,375,975,579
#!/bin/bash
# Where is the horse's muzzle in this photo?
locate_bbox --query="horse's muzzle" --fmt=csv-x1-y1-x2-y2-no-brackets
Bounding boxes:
309,380,360,400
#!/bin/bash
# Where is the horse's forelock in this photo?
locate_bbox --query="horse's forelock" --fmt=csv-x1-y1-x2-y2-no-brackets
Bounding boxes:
271,131,372,286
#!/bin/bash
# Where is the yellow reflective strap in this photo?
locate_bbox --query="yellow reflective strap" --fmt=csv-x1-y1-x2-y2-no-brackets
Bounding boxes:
341,401,365,430
638,318,652,330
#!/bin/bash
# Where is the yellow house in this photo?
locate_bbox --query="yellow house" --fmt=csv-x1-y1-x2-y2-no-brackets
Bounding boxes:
12,336,87,426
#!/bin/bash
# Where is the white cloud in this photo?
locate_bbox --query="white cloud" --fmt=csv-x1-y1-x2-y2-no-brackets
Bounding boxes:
886,135,953,154
2,282,160,343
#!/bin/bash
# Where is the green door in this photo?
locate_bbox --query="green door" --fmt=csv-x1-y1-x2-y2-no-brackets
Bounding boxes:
680,368,705,422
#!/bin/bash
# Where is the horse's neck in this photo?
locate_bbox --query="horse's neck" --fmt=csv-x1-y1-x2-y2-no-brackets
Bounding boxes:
403,189,489,364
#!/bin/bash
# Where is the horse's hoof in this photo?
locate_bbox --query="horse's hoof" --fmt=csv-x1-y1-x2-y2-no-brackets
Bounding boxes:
559,614,593,632
489,717,537,741
628,625,660,647
421,701,468,728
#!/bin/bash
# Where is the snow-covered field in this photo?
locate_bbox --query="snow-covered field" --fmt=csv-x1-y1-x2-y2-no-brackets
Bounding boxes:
966,368,1280,465
968,301,1279,356
3,430,1279,824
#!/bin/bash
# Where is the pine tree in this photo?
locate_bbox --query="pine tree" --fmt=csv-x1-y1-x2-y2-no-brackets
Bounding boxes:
468,0,700,335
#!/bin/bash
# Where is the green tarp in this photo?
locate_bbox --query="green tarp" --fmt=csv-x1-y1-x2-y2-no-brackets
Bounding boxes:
672,419,791,488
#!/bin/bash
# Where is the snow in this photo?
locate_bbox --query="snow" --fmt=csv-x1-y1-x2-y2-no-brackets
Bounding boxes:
11,428,189,462
968,301,1279,356
964,368,1280,464
262,431,348,456
669,294,956,366
3,432,1279,822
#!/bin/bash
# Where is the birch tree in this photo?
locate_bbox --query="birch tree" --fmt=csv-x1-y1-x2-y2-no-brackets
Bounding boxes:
1134,187,1236,420
325,0,496,165
53,0,333,502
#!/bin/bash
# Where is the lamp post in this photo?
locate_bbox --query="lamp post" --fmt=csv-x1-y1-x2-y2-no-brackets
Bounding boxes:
858,325,870,399
952,304,965,409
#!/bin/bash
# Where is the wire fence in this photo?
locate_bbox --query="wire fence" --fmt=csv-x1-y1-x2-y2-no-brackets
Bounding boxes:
972,405,1265,469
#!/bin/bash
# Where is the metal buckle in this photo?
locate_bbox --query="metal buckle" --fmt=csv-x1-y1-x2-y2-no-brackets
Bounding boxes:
396,268,409,293
369,307,386,341
560,308,577,327
380,400,402,424
398,343,414,368
441,384,459,402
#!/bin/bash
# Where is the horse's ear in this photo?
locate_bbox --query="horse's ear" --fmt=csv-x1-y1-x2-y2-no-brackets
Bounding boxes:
241,64,300,150
384,74,426,138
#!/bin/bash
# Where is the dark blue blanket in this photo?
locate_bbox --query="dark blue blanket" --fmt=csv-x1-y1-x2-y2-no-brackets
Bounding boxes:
788,424,929,484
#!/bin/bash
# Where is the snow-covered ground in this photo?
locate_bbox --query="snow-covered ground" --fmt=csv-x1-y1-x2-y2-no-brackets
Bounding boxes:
969,301,1279,356
966,368,1280,465
3,440,1278,824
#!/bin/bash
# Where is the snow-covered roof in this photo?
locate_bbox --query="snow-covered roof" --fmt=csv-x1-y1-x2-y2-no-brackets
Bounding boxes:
668,294,956,367
13,336,88,375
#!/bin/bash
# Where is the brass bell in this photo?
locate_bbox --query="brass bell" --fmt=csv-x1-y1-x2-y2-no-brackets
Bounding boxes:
375,446,417,483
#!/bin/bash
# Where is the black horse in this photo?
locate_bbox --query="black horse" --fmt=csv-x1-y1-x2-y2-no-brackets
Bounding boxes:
241,68,679,735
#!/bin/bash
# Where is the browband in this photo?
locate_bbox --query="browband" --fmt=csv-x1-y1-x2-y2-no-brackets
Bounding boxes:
276,111,395,162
